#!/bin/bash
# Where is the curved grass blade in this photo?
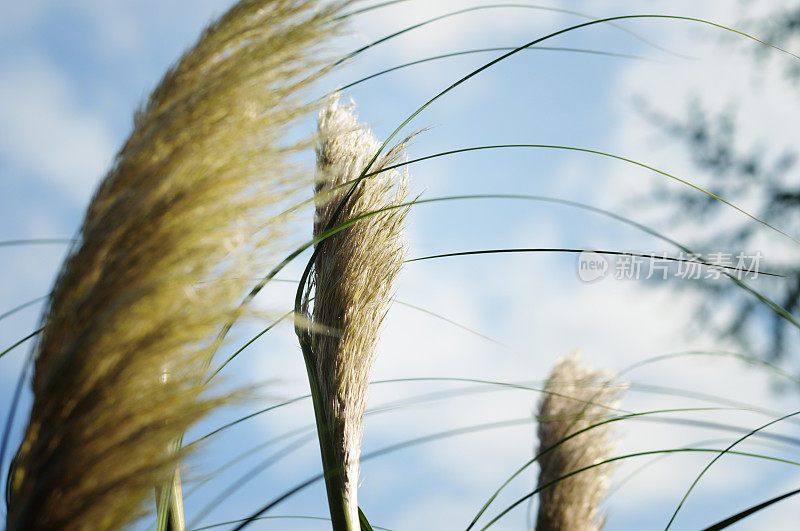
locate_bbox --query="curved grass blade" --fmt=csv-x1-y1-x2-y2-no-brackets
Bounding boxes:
374,144,800,246
0,354,32,507
619,350,800,385
230,408,777,531
392,299,509,348
605,438,793,504
330,4,695,69
194,401,794,525
230,418,533,530
358,507,375,531
335,46,655,94
184,425,317,499
628,382,800,428
701,486,800,531
338,191,800,333
197,372,791,447
152,378,800,528
0,328,43,361
0,296,48,323
192,394,312,445
205,309,295,382
191,376,634,445
465,407,729,530
479,448,800,530
293,15,800,407
397,192,800,339
205,291,506,384
665,409,800,529
195,514,393,531
631,415,800,447
194,379,794,487
408,248,782,277
188,433,314,528
0,239,74,248
205,191,794,383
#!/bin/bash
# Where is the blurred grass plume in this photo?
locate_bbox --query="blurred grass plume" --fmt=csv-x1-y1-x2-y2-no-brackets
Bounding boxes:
5,0,345,528
536,351,625,531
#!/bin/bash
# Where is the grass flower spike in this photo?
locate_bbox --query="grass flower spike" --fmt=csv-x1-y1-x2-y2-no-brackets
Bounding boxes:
535,351,625,531
298,96,409,529
5,1,344,529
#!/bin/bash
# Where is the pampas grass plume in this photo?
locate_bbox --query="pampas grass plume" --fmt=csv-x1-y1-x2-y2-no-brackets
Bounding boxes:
535,351,625,531
299,95,409,528
6,1,344,529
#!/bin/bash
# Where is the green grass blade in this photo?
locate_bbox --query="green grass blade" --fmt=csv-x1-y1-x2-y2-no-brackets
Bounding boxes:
188,434,313,528
205,309,294,382
203,191,797,384
701,486,800,531
335,46,655,94
191,395,311,445
230,418,533,530
392,299,509,348
328,4,651,69
619,350,800,385
665,409,800,529
0,295,48,323
0,354,32,499
192,384,786,503
331,4,696,70
0,327,43,361
333,13,800,249
465,407,727,530
196,514,393,531
0,239,74,248
407,248,781,277
479,448,800,530
195,375,764,445
227,409,770,531
373,144,800,246
205,290,506,384
358,507,375,531
605,438,795,505
194,375,793,525
293,17,800,423
349,191,800,333
631,414,800,447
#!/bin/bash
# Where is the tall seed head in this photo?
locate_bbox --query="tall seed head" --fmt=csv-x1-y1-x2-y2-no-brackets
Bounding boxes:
301,96,409,525
536,351,625,531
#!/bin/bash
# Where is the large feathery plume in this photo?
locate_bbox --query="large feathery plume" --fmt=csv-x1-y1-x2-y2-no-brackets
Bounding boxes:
297,96,409,529
5,1,345,529
535,351,625,531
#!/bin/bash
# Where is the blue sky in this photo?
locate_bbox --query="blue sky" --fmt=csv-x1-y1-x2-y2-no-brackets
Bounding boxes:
3,1,800,529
